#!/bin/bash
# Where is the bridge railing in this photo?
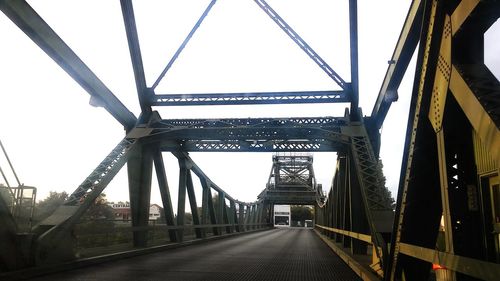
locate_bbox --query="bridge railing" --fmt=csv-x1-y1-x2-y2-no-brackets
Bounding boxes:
314,224,383,279
73,219,271,258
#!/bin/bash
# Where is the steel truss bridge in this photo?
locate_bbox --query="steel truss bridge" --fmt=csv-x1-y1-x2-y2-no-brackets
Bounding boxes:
0,0,499,280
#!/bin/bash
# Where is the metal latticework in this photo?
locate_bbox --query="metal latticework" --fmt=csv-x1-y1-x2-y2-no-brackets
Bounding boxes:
254,0,347,90
258,153,324,205
153,91,349,106
1,0,498,280
350,136,393,210
65,138,136,206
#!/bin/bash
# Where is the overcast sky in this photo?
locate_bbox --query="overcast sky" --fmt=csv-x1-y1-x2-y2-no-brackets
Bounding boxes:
4,0,495,208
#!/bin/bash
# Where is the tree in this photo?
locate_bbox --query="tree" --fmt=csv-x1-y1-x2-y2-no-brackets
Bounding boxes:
81,193,114,221
0,184,13,207
291,205,313,224
33,191,68,223
376,159,396,209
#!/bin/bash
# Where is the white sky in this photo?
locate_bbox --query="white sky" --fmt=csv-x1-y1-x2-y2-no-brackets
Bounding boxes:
5,0,495,208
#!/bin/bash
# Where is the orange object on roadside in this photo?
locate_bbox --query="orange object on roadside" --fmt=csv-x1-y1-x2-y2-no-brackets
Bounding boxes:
432,264,446,270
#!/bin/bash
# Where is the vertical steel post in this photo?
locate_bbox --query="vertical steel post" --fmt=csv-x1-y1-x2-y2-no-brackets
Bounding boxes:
230,200,239,232
217,192,225,234
337,154,348,243
238,203,245,232
349,0,359,119
257,203,263,229
200,179,210,237
186,170,202,238
205,180,219,235
153,150,178,242
343,155,352,248
348,152,368,255
251,204,256,229
222,195,231,234
128,143,153,247
177,165,188,242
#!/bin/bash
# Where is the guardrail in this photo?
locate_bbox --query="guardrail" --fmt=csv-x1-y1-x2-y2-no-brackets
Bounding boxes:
74,220,271,256
315,224,500,281
314,224,382,280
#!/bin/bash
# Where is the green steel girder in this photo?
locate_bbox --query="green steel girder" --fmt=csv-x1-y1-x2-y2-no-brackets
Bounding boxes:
148,116,349,152
152,90,349,106
31,137,137,264
371,0,424,129
0,0,137,129
120,0,151,114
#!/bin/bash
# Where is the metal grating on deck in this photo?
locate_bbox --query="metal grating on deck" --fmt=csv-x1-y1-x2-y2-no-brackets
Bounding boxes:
30,229,361,281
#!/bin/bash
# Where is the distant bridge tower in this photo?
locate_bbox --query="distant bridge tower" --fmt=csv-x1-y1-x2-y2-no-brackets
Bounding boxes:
258,153,325,207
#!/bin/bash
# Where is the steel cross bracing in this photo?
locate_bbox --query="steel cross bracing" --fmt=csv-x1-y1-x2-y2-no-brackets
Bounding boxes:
145,0,350,107
32,137,138,261
254,0,347,90
147,116,349,152
384,1,500,280
152,90,350,106
29,134,271,264
3,0,498,280
0,0,392,276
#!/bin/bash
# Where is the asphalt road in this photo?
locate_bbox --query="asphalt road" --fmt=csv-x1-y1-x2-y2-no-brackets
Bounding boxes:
29,228,361,281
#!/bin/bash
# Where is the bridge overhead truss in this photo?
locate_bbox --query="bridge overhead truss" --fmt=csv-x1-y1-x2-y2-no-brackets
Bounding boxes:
0,0,499,280
257,153,325,205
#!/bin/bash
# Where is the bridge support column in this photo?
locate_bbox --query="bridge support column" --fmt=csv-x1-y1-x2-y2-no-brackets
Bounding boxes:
128,143,153,248
348,152,369,255
230,201,238,232
153,149,178,242
257,203,264,229
244,205,251,230
176,164,188,242
269,203,274,225
186,170,202,238
216,192,225,234
336,154,347,243
249,204,256,230
222,194,231,234
238,203,245,231
202,179,219,235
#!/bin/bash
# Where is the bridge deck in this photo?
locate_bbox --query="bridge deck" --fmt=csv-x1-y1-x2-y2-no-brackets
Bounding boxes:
30,228,360,281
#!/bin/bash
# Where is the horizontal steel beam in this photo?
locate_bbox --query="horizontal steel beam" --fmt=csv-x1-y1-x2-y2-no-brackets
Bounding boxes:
129,116,352,152
155,116,346,128
371,0,423,129
0,0,137,128
152,91,349,106
316,224,372,243
399,242,500,280
149,117,349,152
165,139,343,152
